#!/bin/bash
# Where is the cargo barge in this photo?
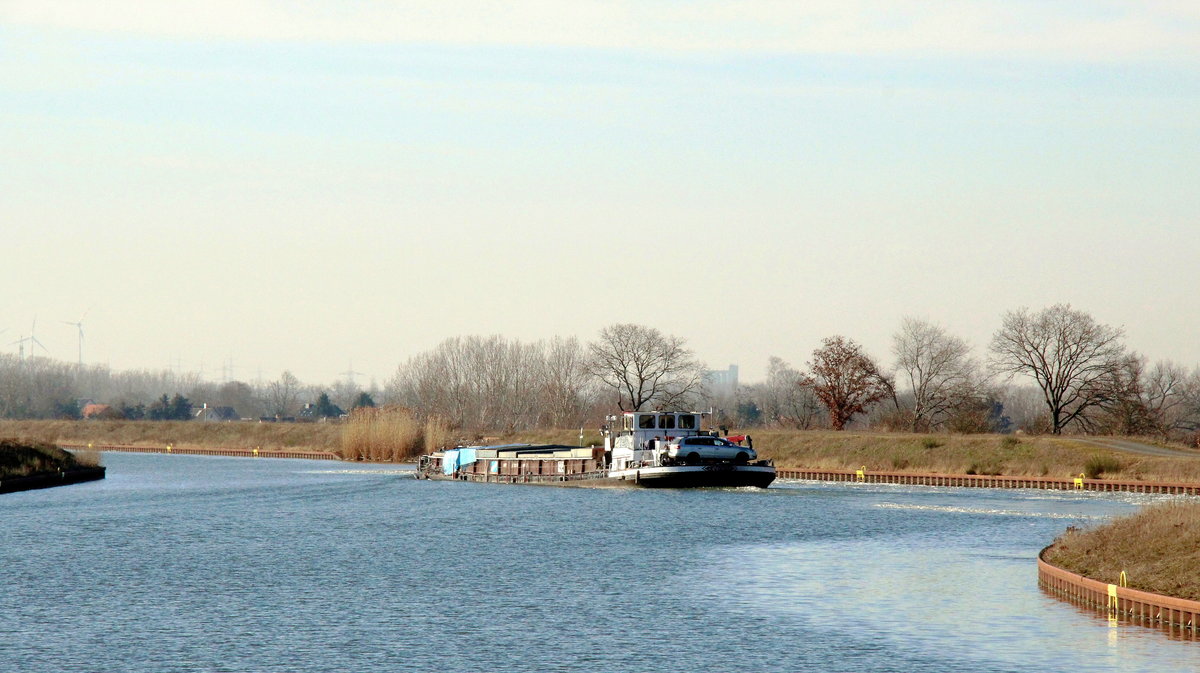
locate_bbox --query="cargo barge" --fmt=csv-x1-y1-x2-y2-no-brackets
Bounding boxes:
415,411,775,488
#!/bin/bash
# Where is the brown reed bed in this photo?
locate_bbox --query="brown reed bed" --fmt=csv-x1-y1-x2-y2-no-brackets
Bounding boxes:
338,406,451,462
1043,501,1200,601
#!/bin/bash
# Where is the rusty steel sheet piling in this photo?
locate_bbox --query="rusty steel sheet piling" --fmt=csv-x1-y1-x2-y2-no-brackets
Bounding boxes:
1039,548,1200,636
776,468,1200,495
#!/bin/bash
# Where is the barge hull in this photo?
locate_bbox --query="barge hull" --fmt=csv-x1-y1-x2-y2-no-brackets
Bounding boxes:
420,465,776,489
607,465,775,488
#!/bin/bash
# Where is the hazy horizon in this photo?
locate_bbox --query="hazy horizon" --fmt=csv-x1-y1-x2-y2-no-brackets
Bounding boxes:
3,2,1198,386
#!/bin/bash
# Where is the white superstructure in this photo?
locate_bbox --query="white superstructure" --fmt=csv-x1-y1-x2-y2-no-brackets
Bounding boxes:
603,411,709,470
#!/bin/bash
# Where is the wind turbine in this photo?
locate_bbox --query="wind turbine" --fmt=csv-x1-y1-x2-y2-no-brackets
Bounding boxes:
27,317,49,358
9,318,48,361
61,309,89,366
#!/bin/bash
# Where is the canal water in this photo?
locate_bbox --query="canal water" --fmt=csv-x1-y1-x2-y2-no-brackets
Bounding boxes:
3,452,1197,672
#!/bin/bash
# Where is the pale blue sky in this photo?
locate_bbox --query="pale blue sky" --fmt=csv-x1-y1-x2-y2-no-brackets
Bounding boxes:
2,2,1198,385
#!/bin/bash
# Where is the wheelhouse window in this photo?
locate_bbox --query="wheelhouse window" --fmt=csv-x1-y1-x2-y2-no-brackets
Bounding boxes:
638,415,656,429
658,415,675,429
678,415,697,430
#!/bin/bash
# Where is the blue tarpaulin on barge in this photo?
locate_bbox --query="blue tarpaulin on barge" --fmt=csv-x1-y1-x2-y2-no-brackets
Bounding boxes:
442,448,478,475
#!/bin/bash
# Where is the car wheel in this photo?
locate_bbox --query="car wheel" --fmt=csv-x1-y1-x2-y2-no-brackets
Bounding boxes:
735,452,749,464
686,452,700,465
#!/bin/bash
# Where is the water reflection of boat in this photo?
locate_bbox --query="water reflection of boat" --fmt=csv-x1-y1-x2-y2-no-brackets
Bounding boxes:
415,411,775,488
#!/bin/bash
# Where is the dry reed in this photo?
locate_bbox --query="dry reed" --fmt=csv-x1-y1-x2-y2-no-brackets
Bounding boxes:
339,406,443,462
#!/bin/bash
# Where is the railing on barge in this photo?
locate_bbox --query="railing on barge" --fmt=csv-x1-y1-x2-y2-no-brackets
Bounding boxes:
776,468,1200,495
429,469,613,484
418,453,609,484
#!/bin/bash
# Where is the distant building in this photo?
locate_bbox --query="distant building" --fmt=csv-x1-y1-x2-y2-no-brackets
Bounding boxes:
195,404,239,422
81,403,111,419
705,364,739,396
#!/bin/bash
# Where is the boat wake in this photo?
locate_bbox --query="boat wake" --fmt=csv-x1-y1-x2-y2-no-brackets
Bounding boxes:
872,502,1108,520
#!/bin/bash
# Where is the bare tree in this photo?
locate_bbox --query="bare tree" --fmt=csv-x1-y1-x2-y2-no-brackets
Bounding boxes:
387,335,592,431
0,355,80,418
539,336,596,427
1141,360,1193,437
801,336,892,431
892,317,980,432
267,370,302,417
1096,357,1194,438
213,380,261,418
758,356,823,429
1179,369,1200,441
587,323,705,411
989,304,1126,434
329,379,361,415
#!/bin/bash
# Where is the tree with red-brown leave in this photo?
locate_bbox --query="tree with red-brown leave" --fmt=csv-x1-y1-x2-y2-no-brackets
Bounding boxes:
801,335,893,431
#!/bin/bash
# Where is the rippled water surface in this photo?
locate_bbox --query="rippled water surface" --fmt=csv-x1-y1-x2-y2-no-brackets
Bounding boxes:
3,452,1197,672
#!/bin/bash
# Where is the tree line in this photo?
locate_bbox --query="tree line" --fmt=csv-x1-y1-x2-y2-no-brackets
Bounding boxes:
1,304,1197,443
0,356,379,422
734,305,1200,442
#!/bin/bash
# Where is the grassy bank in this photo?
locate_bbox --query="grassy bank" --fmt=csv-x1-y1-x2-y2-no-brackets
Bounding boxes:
0,419,343,453
1043,501,1200,601
747,430,1200,482
0,438,100,480
502,428,1200,484
4,419,1200,483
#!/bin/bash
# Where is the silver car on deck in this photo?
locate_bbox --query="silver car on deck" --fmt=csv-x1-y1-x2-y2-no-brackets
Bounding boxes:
664,436,756,464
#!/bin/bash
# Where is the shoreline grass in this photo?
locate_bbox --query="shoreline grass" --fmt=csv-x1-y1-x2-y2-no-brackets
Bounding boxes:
1043,501,1200,602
